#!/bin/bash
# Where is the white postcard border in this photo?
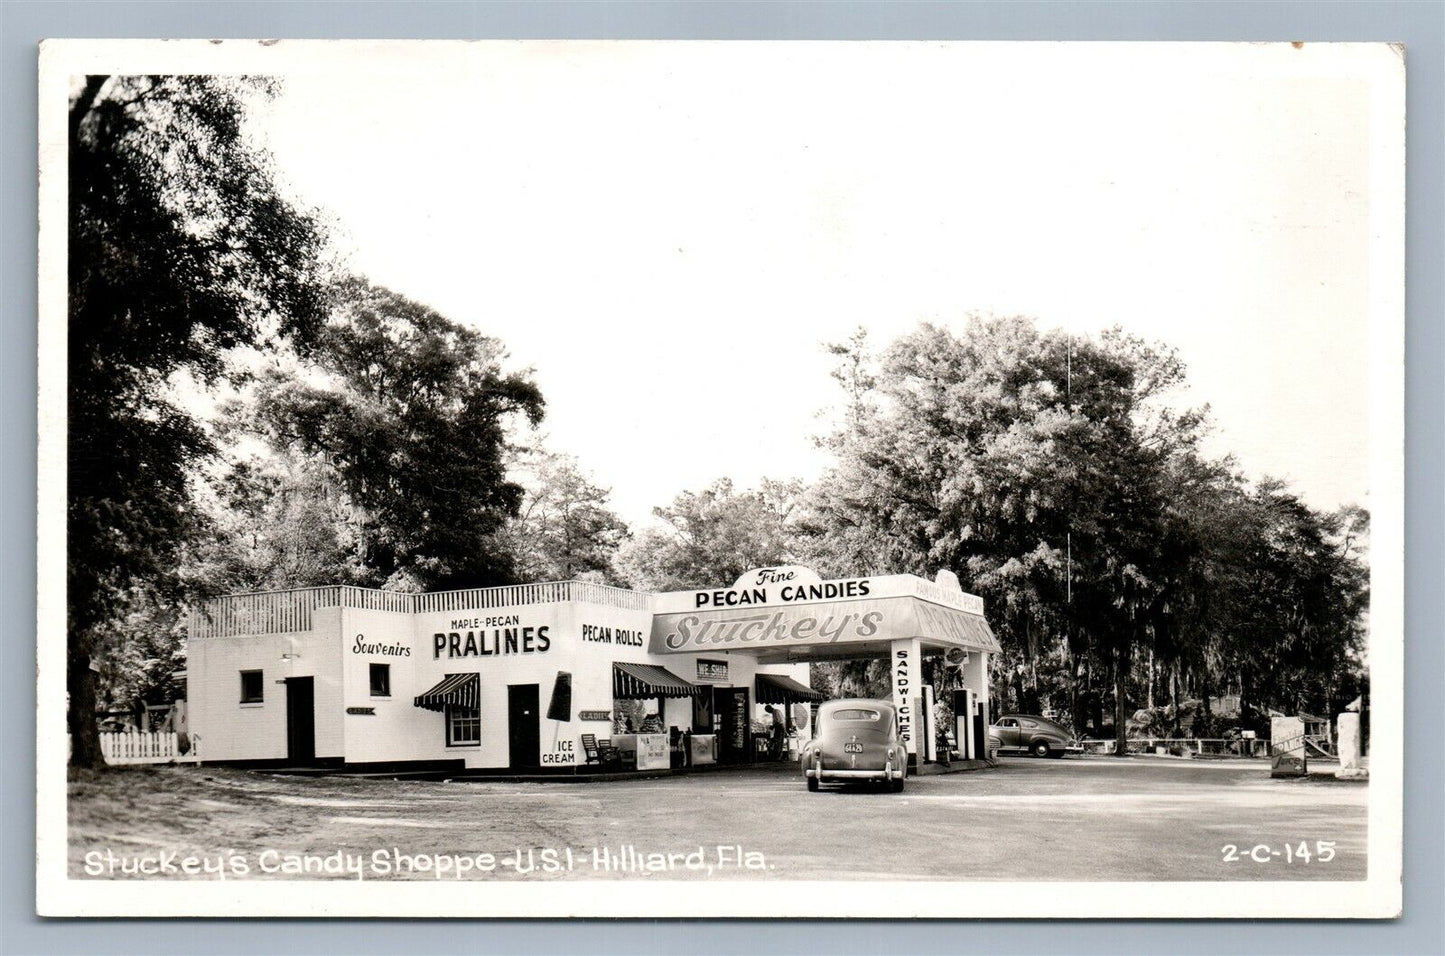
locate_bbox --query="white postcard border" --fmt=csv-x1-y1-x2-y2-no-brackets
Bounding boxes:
35,38,1405,920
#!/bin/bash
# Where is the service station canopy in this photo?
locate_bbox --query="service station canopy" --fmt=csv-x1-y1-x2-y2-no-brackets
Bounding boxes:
648,566,1000,664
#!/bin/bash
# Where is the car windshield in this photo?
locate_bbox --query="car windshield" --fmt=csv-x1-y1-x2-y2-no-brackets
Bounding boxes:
830,708,881,721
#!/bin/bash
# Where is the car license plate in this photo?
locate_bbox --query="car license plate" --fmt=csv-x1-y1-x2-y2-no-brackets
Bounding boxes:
844,742,864,753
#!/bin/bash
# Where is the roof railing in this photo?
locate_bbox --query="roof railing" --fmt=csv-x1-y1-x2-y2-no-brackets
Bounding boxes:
188,580,651,639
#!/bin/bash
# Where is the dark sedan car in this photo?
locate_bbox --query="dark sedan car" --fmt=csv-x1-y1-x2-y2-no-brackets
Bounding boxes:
801,698,908,792
988,714,1084,757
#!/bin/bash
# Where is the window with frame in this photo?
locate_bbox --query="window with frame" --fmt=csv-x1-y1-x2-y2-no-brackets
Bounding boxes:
830,708,881,722
369,663,391,698
446,705,480,747
239,670,264,704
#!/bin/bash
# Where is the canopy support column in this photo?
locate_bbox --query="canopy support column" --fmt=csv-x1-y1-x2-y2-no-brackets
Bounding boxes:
890,637,923,758
962,649,989,732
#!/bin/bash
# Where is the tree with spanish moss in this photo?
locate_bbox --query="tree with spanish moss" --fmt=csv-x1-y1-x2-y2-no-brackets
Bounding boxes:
802,317,1210,755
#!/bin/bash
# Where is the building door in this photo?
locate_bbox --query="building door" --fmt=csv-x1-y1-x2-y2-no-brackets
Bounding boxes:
692,689,714,733
508,683,540,769
285,677,316,765
715,687,751,764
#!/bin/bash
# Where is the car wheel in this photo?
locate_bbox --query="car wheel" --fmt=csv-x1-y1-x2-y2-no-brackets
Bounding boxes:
1031,740,1051,758
890,775,905,793
807,776,819,792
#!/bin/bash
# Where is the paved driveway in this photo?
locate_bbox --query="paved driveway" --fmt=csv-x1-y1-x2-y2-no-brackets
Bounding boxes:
70,755,1366,881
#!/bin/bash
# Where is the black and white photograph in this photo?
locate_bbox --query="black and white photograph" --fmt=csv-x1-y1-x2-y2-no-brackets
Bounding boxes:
36,38,1405,919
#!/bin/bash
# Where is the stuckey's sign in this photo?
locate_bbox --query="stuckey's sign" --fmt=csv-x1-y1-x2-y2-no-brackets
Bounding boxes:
649,566,998,655
651,602,888,653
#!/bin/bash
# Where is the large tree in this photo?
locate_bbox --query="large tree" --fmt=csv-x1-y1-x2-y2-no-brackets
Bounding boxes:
1214,482,1370,720
803,317,1209,753
235,279,545,590
804,315,1370,750
67,76,330,766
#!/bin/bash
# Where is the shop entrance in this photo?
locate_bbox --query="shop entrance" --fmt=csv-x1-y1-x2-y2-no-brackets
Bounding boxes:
715,686,752,764
284,676,315,765
691,689,714,734
507,683,540,769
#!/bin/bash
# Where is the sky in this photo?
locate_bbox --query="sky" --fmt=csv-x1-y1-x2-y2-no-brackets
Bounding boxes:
246,42,1382,528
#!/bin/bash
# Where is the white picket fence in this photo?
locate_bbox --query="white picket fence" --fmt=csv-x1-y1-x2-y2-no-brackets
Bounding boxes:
99,732,201,766
1081,737,1266,757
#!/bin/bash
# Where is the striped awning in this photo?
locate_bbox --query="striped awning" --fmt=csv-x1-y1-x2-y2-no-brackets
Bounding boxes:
756,673,826,705
612,662,701,700
414,673,479,712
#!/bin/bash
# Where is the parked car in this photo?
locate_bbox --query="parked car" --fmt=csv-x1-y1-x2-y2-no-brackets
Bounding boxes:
800,698,908,792
988,714,1083,757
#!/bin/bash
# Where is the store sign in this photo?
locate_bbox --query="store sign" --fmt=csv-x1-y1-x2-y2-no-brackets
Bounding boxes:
352,634,411,657
696,658,729,681
892,643,914,749
636,733,669,770
651,592,999,656
541,738,576,765
652,567,988,619
580,623,644,647
652,601,886,654
578,710,612,721
432,625,551,659
691,575,873,609
730,693,749,751
346,706,375,716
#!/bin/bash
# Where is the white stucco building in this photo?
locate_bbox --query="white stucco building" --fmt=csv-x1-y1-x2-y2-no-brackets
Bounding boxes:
186,566,999,772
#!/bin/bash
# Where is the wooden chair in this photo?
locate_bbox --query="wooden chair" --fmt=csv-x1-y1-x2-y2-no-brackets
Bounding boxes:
580,733,601,766
597,737,621,767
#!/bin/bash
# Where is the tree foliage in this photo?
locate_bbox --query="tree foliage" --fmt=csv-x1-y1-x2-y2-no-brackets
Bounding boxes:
801,316,1368,744
232,280,545,591
496,448,630,583
65,73,1370,764
614,478,801,591
67,75,331,765
185,449,375,594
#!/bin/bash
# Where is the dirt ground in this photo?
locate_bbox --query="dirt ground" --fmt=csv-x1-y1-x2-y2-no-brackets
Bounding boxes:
68,756,1368,882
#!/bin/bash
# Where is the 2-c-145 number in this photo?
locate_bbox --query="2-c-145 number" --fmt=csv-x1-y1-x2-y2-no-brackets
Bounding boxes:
1221,841,1338,863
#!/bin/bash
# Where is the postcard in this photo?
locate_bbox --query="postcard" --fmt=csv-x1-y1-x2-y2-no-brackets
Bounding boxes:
37,39,1403,918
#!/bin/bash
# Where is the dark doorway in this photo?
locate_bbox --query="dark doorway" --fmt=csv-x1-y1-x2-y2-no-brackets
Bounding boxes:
285,676,316,765
692,689,714,733
508,683,540,769
715,687,752,764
